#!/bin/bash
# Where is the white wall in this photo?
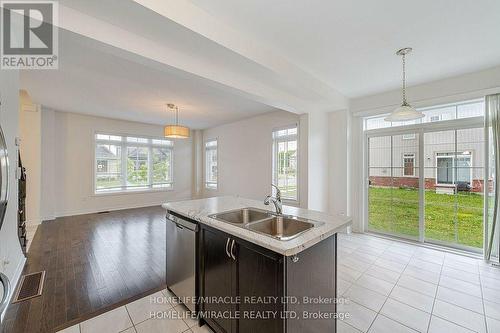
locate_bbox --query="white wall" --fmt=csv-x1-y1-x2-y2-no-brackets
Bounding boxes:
191,129,203,199
308,112,329,212
201,110,308,208
0,70,25,299
349,65,500,232
351,65,500,116
19,91,42,233
40,108,55,221
328,110,350,217
41,110,193,219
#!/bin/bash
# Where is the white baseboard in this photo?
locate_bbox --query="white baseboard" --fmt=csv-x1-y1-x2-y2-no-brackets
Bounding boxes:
40,215,55,222
46,201,168,221
6,256,26,306
24,219,40,226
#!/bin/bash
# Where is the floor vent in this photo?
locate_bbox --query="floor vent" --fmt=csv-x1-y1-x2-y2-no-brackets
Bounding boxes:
13,271,45,303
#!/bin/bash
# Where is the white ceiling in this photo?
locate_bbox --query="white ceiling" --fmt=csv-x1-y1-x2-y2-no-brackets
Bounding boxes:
190,0,500,97
20,31,278,128
20,0,500,127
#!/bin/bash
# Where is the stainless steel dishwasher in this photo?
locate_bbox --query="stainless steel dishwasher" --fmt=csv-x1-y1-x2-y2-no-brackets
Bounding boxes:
166,212,198,312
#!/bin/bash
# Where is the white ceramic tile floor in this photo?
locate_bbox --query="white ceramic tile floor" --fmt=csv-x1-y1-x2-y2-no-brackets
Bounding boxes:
126,291,173,325
428,316,475,333
380,298,431,332
369,314,418,333
344,284,387,312
364,265,401,284
389,286,434,313
55,232,500,333
397,275,437,297
438,275,482,298
337,232,500,333
57,325,80,333
436,286,484,314
486,316,500,332
58,288,201,333
402,265,440,284
441,266,481,284
432,300,486,332
355,274,395,296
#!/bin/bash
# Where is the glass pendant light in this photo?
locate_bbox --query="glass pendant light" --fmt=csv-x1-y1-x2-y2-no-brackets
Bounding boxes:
164,103,190,139
385,48,424,122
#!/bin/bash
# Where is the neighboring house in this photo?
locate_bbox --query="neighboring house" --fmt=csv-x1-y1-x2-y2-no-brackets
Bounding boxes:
96,144,121,178
369,127,486,193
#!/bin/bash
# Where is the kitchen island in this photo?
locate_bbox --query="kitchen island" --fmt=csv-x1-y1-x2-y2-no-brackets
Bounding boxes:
163,196,351,333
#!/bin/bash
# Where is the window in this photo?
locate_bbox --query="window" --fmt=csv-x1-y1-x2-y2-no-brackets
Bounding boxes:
436,152,472,185
205,139,217,189
364,99,484,130
403,153,415,176
436,153,453,184
95,133,173,193
402,133,416,140
272,125,298,201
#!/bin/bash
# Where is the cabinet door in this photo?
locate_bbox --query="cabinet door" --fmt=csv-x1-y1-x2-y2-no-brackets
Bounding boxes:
202,228,233,333
236,242,283,333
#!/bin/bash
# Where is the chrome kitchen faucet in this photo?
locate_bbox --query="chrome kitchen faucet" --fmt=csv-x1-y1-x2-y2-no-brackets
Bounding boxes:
264,184,282,215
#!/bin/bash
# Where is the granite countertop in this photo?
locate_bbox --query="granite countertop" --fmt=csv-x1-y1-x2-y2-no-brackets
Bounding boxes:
162,196,351,256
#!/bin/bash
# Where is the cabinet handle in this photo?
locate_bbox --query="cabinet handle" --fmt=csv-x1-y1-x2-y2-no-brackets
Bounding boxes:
225,238,231,258
230,239,236,260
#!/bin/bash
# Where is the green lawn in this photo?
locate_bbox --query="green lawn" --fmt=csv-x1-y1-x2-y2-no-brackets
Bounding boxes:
96,178,122,189
369,187,484,248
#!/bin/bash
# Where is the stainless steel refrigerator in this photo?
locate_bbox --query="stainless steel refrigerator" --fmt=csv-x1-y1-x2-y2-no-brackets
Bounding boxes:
0,99,10,324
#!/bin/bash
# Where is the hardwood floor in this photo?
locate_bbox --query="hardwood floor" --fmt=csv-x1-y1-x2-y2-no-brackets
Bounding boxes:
2,206,166,333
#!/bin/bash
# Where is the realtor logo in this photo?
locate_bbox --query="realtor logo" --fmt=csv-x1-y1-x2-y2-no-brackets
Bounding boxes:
1,1,58,69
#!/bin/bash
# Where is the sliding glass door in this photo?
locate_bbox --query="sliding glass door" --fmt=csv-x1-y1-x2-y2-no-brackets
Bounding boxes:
368,134,420,240
367,126,485,252
364,99,488,253
423,128,485,250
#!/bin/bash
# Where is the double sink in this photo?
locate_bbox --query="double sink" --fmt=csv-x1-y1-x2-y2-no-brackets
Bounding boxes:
208,207,323,241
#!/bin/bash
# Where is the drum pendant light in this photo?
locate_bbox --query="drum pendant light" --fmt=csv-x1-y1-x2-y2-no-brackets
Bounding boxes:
164,103,190,139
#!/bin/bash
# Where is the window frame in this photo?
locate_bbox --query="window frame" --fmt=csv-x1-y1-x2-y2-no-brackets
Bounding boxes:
435,151,473,186
204,138,218,190
94,132,174,194
362,97,487,254
272,124,299,203
403,153,416,177
402,133,416,140
430,115,441,122
364,99,485,131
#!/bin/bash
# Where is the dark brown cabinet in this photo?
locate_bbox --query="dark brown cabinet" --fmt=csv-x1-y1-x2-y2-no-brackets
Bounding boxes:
236,241,283,333
200,226,283,333
199,224,337,333
201,227,235,333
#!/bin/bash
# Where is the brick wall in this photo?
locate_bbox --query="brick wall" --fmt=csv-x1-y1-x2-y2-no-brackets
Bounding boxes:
369,176,489,193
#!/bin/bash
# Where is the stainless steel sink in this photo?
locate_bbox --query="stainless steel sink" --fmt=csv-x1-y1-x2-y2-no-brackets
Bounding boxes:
209,208,273,224
247,216,315,241
209,208,322,241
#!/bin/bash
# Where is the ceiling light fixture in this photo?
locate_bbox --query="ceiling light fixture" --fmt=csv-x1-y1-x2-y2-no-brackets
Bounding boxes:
164,103,190,139
385,47,424,122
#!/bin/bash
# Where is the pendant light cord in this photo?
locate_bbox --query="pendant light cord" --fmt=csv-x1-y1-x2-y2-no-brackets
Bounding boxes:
175,106,179,126
402,53,407,105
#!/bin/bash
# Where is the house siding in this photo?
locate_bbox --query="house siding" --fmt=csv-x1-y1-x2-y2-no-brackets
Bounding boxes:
368,127,486,192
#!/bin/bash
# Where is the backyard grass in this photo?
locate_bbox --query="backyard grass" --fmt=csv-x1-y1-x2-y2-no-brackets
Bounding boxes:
369,187,484,248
